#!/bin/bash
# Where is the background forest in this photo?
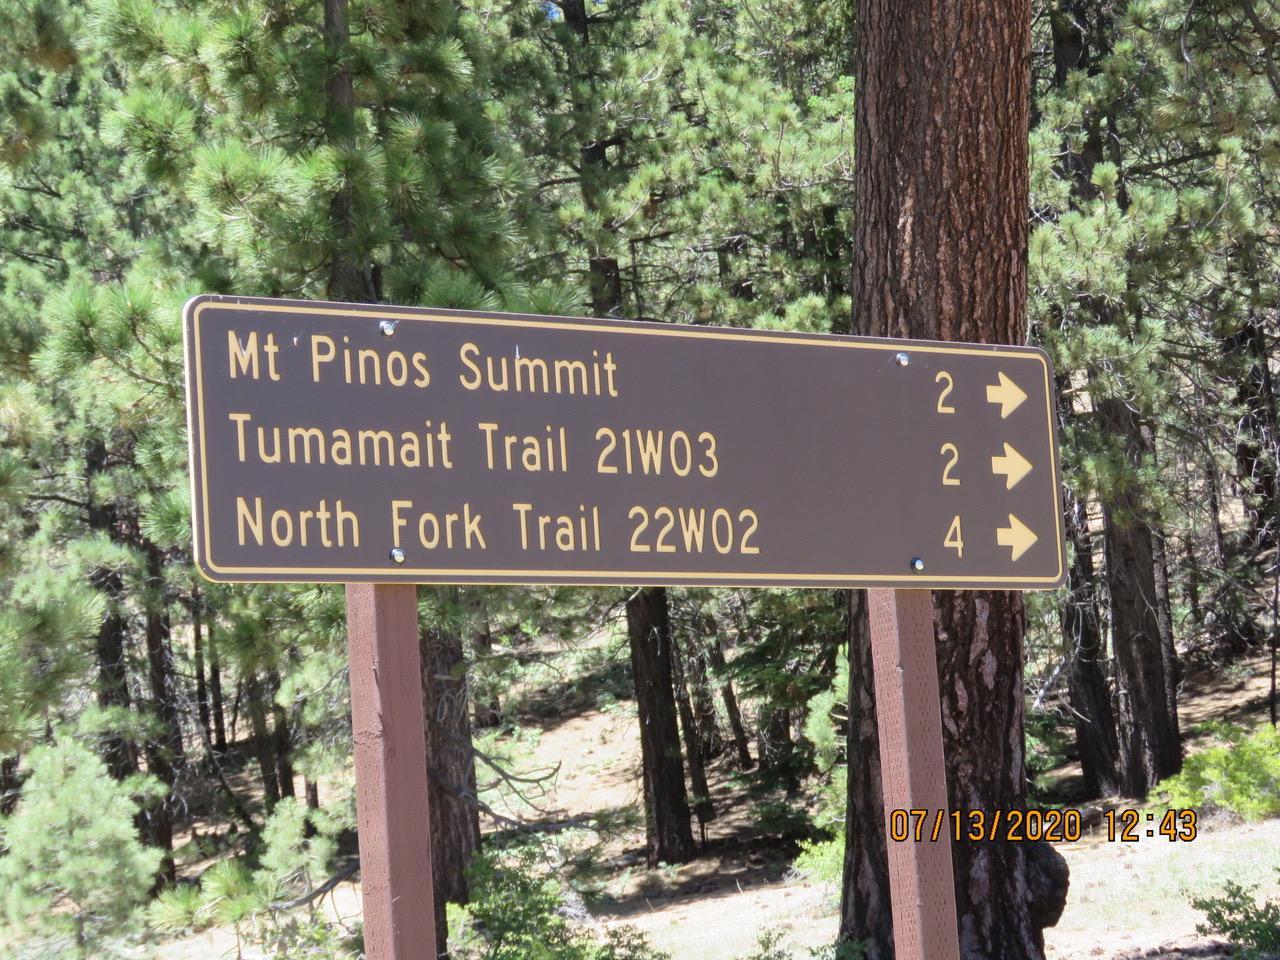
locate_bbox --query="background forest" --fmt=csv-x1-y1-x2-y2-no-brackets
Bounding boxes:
0,0,1278,959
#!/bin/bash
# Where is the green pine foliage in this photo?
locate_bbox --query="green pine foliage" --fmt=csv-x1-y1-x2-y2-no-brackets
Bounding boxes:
1192,875,1280,960
1030,0,1280,647
0,739,162,953
1157,723,1280,820
449,843,669,960
93,0,552,307
0,0,1276,957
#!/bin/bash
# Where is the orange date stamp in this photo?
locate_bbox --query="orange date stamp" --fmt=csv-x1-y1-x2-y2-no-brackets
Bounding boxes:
887,807,1198,843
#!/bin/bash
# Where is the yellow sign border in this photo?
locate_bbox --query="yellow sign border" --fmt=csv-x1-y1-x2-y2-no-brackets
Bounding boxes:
184,296,1066,587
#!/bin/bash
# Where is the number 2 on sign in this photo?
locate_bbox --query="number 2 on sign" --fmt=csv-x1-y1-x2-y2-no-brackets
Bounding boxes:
939,443,961,485
935,371,956,413
945,515,964,557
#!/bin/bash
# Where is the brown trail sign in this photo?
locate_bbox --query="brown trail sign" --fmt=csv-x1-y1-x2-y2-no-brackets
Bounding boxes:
184,296,1064,590
181,295,1067,960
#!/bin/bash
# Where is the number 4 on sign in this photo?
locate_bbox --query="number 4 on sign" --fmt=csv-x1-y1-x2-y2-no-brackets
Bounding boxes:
945,516,964,557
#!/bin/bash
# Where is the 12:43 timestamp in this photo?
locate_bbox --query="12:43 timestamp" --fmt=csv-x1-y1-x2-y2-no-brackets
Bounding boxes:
1103,808,1197,842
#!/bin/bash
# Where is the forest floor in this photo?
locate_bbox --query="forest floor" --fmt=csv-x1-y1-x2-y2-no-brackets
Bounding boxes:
154,647,1280,960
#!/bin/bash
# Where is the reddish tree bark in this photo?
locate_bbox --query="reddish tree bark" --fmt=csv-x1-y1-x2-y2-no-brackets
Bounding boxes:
839,1,1069,956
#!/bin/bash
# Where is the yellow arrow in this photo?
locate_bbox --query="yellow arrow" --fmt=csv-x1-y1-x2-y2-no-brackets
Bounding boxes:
986,371,1027,419
997,514,1038,561
991,443,1033,489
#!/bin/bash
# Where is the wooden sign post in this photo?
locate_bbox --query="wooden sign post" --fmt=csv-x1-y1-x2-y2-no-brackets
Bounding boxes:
869,589,960,960
345,584,438,958
181,295,1066,960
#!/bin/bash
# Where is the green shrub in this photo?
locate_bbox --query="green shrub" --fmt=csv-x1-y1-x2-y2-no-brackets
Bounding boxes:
146,883,211,936
1192,875,1280,959
147,800,355,954
254,797,340,900
750,797,812,836
450,843,667,960
0,739,162,956
197,858,269,927
733,931,866,960
1157,723,1280,820
793,835,843,889
1025,711,1070,796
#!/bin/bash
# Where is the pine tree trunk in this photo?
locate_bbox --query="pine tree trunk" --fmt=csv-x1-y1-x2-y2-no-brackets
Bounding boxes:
838,590,894,954
1228,318,1280,557
1061,491,1121,797
229,680,242,745
245,670,281,809
1151,522,1182,730
191,588,213,752
1183,534,1204,631
471,616,502,728
1207,458,1228,570
691,659,724,763
142,548,184,883
323,0,370,302
273,700,296,800
1098,398,1182,798
421,589,482,957
689,619,726,762
560,0,624,317
86,442,137,781
670,631,715,837
208,618,228,754
757,706,798,793
626,587,696,866
92,565,137,781
1144,428,1183,724
707,629,753,769
841,2,1068,954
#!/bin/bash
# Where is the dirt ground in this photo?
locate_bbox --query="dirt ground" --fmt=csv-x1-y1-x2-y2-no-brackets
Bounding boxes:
147,649,1280,960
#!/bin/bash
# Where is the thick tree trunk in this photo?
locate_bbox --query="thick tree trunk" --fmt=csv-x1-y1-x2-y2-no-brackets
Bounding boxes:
840,2,1068,955
627,587,696,866
1060,491,1121,797
421,589,482,957
1097,398,1182,797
